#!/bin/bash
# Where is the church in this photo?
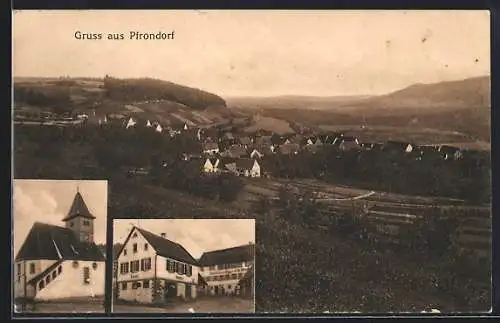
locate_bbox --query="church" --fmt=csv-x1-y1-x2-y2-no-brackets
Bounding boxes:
13,189,106,301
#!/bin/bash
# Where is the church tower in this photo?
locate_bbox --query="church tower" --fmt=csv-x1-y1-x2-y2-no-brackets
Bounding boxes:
62,187,96,243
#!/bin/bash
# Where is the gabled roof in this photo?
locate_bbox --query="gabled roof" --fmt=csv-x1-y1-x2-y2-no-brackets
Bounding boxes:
132,227,198,265
15,222,105,261
198,244,255,267
62,191,95,222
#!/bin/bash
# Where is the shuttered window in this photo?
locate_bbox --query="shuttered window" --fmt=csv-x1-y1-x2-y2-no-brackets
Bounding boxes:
187,265,192,277
130,260,140,273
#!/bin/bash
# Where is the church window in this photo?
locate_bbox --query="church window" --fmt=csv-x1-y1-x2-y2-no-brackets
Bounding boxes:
29,263,35,274
52,271,57,279
39,281,45,290
58,266,62,274
46,275,51,284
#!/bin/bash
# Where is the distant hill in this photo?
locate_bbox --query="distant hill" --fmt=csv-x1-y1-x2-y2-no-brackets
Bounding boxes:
349,75,490,114
226,95,372,111
13,76,234,127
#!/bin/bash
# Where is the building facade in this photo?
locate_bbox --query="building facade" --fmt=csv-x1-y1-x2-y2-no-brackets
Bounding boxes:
115,227,200,304
14,190,106,301
198,243,255,298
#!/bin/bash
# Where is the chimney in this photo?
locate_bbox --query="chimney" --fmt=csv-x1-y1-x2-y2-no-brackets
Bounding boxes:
160,233,166,238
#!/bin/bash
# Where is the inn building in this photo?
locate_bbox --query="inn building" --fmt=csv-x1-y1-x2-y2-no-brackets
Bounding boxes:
114,226,201,304
198,243,255,298
14,190,106,301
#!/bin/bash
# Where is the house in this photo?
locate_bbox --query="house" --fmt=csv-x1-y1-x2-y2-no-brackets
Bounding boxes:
338,137,360,151
115,227,200,304
202,142,220,155
202,158,220,173
222,145,248,158
14,191,106,301
198,243,255,297
249,149,264,159
384,140,414,154
224,159,261,177
155,124,163,133
437,145,464,161
235,159,261,177
146,120,152,127
125,117,137,129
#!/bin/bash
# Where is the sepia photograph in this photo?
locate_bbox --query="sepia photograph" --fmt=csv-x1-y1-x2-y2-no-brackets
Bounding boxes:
12,180,108,314
12,10,491,313
111,219,255,313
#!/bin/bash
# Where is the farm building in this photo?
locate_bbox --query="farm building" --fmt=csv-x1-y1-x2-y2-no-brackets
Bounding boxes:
198,243,255,297
224,158,261,177
14,190,106,301
115,227,200,304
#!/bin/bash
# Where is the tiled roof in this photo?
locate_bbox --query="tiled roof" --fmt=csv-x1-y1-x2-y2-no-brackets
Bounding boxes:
15,222,105,261
135,227,198,265
62,192,95,222
198,244,254,267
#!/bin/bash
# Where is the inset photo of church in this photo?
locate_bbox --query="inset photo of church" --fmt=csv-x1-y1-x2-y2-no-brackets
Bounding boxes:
12,180,108,314
112,218,255,314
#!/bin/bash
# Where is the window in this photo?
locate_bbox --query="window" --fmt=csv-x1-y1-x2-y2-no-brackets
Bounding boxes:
166,259,175,273
123,249,127,256
58,266,62,274
83,220,90,226
132,282,141,289
52,271,57,279
17,263,21,274
143,280,150,288
39,281,45,290
46,275,51,284
121,282,127,290
132,232,138,238
175,262,182,274
133,243,138,253
83,267,90,284
29,263,35,274
231,273,237,279
120,262,129,274
141,258,151,271
130,260,140,273
92,262,98,270
209,265,216,270
70,222,74,228
144,243,148,251
187,265,192,277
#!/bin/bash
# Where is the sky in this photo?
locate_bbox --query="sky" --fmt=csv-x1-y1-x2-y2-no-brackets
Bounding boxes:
13,10,490,97
113,219,255,259
13,180,108,257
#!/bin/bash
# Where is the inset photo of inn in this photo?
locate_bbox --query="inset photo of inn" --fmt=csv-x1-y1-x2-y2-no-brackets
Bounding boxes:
112,219,255,313
12,180,108,314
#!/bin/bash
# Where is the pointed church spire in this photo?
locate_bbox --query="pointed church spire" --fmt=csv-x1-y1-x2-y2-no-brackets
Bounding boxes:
62,189,96,222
